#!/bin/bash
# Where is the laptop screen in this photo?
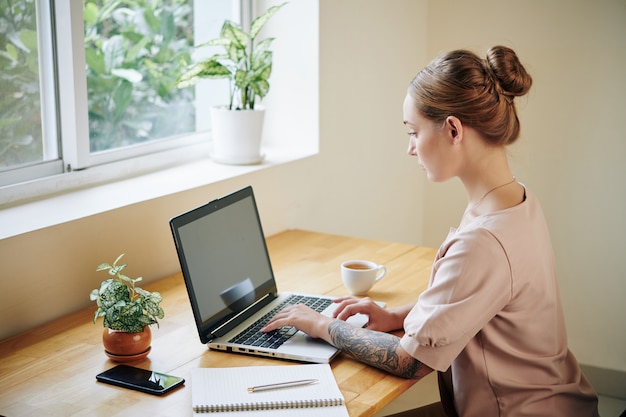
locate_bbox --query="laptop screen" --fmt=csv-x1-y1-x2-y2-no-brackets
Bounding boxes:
170,186,277,342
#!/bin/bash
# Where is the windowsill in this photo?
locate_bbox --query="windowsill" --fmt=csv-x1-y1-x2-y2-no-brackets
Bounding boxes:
0,142,317,240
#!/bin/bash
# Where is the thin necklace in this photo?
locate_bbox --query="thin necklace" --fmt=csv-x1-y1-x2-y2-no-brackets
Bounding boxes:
466,177,516,213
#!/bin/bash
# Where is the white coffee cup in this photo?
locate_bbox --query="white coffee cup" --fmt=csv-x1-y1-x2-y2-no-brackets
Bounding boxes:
341,260,387,295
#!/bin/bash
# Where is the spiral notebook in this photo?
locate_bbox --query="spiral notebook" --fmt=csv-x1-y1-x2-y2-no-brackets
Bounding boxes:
191,364,349,416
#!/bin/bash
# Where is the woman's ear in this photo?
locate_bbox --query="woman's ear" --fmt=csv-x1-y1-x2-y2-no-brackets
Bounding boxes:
445,116,463,144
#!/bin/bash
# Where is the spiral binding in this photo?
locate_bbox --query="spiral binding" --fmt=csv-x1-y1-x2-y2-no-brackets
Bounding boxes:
193,398,344,413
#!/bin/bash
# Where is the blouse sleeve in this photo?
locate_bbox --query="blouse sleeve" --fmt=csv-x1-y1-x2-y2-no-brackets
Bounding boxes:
400,227,513,371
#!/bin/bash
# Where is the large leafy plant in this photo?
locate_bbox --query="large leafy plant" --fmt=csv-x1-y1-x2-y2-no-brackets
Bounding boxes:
90,254,164,333
177,2,286,110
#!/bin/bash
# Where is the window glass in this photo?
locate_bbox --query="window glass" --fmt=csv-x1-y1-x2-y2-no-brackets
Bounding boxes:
83,0,196,153
0,0,51,170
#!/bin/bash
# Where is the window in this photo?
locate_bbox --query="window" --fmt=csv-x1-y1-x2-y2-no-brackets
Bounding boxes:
0,0,241,187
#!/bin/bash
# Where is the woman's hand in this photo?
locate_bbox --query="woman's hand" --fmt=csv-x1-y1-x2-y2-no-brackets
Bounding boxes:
333,296,409,333
261,304,334,341
261,297,412,343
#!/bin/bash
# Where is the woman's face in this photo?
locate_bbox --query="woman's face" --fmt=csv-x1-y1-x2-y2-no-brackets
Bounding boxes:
403,94,457,182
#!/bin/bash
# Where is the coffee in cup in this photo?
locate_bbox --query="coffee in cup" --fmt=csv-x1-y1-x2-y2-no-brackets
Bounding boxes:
341,260,386,295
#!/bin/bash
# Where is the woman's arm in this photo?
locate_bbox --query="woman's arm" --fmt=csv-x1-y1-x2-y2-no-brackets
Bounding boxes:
262,303,433,380
328,319,433,379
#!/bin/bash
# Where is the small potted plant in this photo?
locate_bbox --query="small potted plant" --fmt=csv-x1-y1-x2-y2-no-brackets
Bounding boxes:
177,2,287,165
90,254,164,362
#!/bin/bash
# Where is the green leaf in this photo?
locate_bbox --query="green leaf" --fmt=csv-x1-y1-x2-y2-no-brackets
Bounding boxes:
95,0,122,24
102,35,125,73
225,40,245,65
143,5,161,33
221,21,248,49
84,3,98,26
253,38,275,57
96,263,112,271
20,30,38,53
25,49,38,74
118,274,133,284
196,38,231,49
251,51,272,75
85,49,106,75
149,291,163,304
112,68,143,83
124,37,150,63
113,253,125,266
135,287,150,298
233,68,249,90
160,9,175,44
251,79,270,98
155,46,174,65
98,279,112,293
105,301,126,325
250,3,287,40
135,315,153,327
177,60,231,88
112,80,133,120
5,44,18,61
99,280,131,308
110,263,127,275
93,308,104,324
143,299,160,316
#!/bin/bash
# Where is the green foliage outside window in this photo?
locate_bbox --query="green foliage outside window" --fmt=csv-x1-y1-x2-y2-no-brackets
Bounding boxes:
84,0,196,152
0,0,42,170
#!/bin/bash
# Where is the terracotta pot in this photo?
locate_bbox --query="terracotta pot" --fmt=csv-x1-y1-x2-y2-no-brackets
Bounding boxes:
102,326,151,362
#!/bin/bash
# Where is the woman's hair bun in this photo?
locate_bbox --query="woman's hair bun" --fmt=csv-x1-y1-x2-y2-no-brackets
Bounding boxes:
408,45,532,145
485,45,532,98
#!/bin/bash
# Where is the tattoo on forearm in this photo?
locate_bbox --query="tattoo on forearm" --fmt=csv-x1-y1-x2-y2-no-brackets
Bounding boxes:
328,320,429,379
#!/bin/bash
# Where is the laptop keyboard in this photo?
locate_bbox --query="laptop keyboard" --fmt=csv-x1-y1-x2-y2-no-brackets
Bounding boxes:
229,295,332,349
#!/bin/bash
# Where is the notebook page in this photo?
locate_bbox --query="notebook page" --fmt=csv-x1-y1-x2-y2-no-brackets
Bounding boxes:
191,364,348,415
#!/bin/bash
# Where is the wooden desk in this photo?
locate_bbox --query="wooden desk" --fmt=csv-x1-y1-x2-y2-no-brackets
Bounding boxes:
0,230,435,417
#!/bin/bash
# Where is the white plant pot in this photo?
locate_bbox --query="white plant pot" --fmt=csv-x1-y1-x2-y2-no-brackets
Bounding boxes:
210,106,265,165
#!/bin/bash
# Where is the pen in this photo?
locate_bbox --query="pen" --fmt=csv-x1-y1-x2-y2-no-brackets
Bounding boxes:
248,378,319,393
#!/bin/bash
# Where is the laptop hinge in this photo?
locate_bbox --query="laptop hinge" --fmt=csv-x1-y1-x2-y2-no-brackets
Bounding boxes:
209,292,276,339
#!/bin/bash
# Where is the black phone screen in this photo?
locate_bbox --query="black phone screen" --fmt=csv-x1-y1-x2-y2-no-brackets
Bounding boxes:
96,364,185,395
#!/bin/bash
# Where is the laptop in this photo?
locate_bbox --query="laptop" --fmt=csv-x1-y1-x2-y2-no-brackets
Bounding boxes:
169,186,375,363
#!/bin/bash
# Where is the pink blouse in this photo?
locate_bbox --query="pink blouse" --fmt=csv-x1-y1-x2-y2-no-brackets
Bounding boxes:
400,189,598,417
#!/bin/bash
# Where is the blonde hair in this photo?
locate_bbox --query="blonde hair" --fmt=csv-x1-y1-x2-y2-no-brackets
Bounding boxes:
408,46,532,145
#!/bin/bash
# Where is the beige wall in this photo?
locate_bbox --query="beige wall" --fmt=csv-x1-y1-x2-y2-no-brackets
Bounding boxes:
0,0,624,374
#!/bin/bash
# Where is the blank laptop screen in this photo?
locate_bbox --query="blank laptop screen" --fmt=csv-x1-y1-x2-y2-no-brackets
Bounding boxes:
174,191,275,331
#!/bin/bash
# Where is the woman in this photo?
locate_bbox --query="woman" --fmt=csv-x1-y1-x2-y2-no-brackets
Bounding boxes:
262,46,599,417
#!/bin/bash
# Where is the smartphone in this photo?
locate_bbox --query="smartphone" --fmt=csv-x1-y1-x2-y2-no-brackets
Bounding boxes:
96,364,185,395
